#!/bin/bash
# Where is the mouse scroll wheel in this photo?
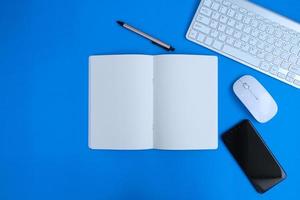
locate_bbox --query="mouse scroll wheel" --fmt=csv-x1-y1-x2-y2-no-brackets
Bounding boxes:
242,82,250,89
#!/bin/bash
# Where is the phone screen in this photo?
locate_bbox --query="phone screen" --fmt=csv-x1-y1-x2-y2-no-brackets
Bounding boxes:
222,120,286,193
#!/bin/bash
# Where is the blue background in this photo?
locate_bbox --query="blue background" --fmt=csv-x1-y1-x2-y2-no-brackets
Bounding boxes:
1,0,300,199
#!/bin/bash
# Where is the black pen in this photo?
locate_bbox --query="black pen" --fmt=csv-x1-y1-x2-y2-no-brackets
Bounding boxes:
116,20,175,51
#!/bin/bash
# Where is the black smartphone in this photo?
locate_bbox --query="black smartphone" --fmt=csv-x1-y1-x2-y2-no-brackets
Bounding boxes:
222,120,286,193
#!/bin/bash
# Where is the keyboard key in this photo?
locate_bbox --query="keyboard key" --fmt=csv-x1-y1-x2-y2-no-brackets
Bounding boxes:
234,41,242,48
243,26,251,34
226,37,235,45
255,15,263,20
287,72,296,78
281,61,291,70
241,34,250,42
218,24,226,32
282,43,292,52
260,62,271,71
264,44,274,52
219,33,227,41
235,13,243,21
280,52,290,60
200,7,212,16
197,32,206,42
265,53,274,62
257,50,266,59
277,72,286,79
222,45,260,66
226,27,234,35
266,37,275,44
289,54,298,63
194,22,211,34
270,66,279,75
231,4,238,10
259,33,267,40
291,37,300,45
228,18,236,27
274,29,283,38
189,29,198,39
282,33,291,41
235,22,244,30
210,20,219,29
243,16,251,24
251,29,259,37
278,67,288,75
257,41,264,49
275,40,283,47
241,43,250,52
289,64,300,75
210,29,219,38
212,11,220,20
212,40,223,50
286,76,294,82
227,9,235,17
259,23,267,31
203,0,212,7
223,0,231,6
249,37,257,46
294,80,300,87
251,19,258,27
273,48,281,56
294,80,300,86
291,46,300,55
196,15,210,25
273,57,283,66
233,31,242,39
220,15,228,23
249,46,258,55
204,36,213,45
211,2,220,11
220,6,228,14
266,26,275,34
238,7,246,12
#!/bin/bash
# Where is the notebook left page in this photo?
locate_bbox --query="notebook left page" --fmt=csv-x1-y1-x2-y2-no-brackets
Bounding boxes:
89,55,154,149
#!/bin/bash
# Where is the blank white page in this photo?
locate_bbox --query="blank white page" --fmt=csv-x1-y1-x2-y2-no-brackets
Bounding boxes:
153,55,218,150
89,55,153,149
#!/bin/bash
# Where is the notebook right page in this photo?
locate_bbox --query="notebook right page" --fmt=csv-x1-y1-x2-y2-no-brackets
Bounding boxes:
153,55,218,150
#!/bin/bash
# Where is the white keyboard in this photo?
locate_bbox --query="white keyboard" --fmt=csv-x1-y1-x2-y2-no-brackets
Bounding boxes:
186,0,300,89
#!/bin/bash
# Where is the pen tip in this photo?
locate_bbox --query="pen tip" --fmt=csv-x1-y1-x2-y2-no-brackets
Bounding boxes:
116,20,124,26
169,46,175,51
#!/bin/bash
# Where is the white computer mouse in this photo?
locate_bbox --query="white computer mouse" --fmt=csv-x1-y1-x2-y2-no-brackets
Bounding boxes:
233,75,278,123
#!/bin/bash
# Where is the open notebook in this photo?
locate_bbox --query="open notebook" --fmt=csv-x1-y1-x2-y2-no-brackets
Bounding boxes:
89,55,218,150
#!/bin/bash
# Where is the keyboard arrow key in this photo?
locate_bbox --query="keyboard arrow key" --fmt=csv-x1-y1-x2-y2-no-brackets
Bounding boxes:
289,64,300,75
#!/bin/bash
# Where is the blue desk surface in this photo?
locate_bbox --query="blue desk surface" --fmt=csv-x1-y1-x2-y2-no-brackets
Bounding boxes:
1,0,300,199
